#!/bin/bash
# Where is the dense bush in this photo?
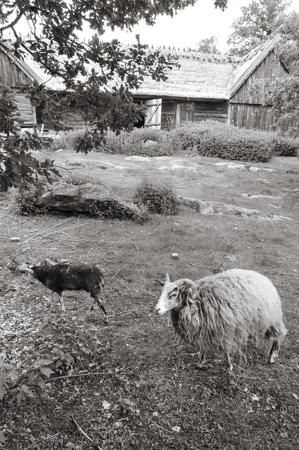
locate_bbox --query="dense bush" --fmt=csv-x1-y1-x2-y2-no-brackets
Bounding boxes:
101,128,173,157
15,182,49,215
272,137,298,157
172,120,276,162
50,128,87,151
51,127,173,156
51,121,298,161
134,181,178,215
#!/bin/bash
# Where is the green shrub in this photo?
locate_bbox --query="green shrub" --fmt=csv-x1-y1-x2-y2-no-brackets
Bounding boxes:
50,128,86,151
134,181,178,215
272,137,298,156
172,120,275,162
15,182,49,215
101,128,173,157
73,129,104,153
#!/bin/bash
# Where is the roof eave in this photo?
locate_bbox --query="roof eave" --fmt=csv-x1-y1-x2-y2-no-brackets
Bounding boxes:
133,92,228,101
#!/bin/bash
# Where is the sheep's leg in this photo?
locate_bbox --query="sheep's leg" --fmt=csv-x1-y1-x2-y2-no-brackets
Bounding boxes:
58,293,66,313
226,352,233,373
92,295,108,323
268,340,279,364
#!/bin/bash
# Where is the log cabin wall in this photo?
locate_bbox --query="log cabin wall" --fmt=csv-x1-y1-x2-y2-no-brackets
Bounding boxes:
161,99,227,130
0,47,37,127
0,49,32,87
228,50,287,131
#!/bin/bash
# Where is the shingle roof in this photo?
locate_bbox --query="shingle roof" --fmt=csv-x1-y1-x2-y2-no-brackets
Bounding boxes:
27,47,241,99
132,49,240,100
2,39,284,102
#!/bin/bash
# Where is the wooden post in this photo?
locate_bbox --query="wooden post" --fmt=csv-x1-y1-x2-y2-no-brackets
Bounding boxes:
176,104,181,127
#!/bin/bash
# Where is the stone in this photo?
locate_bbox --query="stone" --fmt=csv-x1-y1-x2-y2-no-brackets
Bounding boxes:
10,237,20,242
26,182,148,223
142,139,157,149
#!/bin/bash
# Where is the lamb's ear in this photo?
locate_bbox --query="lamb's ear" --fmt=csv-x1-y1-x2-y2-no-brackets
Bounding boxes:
44,258,56,266
165,273,170,283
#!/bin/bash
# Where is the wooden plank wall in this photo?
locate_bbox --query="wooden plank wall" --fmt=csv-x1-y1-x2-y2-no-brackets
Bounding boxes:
14,93,36,127
230,50,287,106
193,101,227,122
0,49,32,87
228,103,275,131
229,50,290,131
161,99,228,129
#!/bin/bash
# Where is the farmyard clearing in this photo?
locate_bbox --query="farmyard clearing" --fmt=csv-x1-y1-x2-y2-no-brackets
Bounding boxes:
0,152,298,449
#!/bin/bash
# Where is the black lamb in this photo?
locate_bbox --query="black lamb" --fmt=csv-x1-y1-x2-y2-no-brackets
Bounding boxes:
28,259,108,322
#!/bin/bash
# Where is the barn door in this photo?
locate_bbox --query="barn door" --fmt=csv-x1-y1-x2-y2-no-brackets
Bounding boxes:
144,99,162,129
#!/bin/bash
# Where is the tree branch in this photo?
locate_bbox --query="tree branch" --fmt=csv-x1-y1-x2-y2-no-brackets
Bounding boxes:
0,10,23,33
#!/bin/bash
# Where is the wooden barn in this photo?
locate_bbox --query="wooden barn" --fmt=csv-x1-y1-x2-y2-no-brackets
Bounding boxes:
0,41,40,127
227,37,288,131
0,37,293,133
131,49,239,129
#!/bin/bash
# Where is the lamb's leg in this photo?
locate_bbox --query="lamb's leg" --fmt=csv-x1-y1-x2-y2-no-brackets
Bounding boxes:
58,293,66,313
268,340,279,364
92,295,108,324
196,350,206,369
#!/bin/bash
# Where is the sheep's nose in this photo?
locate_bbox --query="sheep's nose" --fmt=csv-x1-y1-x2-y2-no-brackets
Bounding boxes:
154,304,162,315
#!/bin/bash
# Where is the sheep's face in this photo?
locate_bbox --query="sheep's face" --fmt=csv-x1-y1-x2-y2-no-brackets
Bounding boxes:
155,274,181,315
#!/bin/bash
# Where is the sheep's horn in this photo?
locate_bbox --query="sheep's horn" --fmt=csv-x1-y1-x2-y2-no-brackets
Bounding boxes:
175,278,197,288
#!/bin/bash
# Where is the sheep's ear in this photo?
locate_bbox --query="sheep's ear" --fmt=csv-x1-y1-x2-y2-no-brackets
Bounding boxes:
180,286,194,306
155,279,165,286
165,273,170,283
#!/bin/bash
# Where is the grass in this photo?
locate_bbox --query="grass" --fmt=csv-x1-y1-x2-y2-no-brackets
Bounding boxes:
0,152,298,449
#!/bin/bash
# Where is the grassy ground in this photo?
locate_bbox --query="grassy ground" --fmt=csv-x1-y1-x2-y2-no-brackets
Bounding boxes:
0,152,298,449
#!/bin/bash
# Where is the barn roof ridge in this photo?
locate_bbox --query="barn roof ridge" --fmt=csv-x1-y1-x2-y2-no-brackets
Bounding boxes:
144,45,241,64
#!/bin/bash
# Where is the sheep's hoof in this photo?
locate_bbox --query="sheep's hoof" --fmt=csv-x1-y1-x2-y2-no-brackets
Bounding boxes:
268,350,279,364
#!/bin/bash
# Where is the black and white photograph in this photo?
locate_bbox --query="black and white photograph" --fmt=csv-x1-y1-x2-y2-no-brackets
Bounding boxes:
0,0,298,448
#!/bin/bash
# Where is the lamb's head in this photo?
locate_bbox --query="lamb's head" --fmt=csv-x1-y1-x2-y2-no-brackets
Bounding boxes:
155,273,196,315
26,258,56,276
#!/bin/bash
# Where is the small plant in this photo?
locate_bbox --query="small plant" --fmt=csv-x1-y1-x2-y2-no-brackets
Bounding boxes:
50,128,87,151
134,181,178,215
73,129,104,153
15,182,49,215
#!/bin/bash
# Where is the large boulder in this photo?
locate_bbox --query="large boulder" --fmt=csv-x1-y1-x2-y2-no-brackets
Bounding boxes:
19,182,148,223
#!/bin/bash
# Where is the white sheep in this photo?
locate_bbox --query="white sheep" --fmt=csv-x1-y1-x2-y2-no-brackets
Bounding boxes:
155,269,287,371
